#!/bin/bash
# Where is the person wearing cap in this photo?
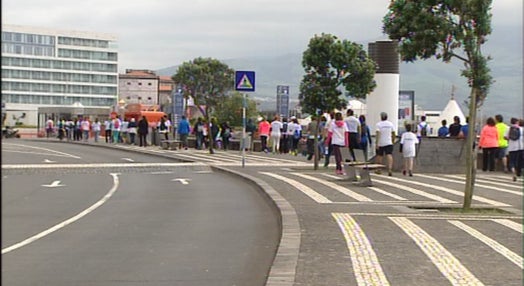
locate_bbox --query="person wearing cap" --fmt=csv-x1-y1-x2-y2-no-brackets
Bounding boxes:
375,112,396,176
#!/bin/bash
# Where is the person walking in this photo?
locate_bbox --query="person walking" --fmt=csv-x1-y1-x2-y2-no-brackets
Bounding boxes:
359,115,372,162
246,118,257,152
323,112,335,168
279,118,289,154
270,115,283,154
258,117,271,153
158,116,169,141
137,116,149,147
495,114,509,171
504,117,523,181
178,115,191,150
220,121,232,150
81,118,91,142
46,117,54,138
326,112,349,175
112,116,121,144
127,118,137,145
400,124,419,176
92,118,101,143
193,117,205,150
478,117,499,172
104,118,112,143
375,112,396,176
344,109,361,162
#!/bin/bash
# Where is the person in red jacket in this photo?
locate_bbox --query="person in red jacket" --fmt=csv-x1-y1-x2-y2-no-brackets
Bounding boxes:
478,117,499,172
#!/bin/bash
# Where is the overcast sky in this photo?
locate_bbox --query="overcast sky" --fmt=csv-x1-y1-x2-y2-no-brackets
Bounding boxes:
2,0,522,72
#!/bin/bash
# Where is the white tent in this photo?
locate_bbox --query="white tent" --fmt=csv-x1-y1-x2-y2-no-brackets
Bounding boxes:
437,99,466,126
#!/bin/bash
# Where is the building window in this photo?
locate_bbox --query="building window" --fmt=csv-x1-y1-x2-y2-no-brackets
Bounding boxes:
138,82,142,86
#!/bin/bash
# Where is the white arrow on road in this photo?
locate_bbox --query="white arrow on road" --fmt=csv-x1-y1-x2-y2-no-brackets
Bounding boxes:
42,180,66,188
172,178,191,185
122,158,135,162
43,159,56,163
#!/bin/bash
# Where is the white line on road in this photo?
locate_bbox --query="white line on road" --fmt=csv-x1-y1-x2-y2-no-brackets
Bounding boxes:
293,173,372,201
390,217,484,286
491,219,523,233
2,173,120,255
2,143,81,159
2,162,206,169
372,177,456,204
449,220,523,269
322,173,408,201
260,172,332,203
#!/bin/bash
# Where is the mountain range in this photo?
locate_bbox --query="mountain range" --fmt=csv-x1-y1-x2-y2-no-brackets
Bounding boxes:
157,31,523,119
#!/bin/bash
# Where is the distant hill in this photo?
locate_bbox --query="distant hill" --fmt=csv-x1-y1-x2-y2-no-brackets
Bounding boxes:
157,33,522,118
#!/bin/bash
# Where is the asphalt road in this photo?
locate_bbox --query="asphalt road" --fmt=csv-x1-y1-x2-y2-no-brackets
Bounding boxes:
2,141,280,286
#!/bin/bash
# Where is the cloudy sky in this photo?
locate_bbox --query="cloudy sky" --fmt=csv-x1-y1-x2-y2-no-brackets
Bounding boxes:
3,0,522,72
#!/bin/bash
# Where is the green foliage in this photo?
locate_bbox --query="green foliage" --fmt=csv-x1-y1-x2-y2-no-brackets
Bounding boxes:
299,33,376,115
172,57,235,108
383,0,493,104
214,92,259,127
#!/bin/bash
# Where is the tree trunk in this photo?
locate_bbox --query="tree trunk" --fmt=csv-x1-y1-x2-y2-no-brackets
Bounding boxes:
463,87,479,210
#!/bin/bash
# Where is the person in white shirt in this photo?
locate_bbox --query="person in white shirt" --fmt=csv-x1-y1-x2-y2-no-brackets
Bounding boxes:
400,124,419,176
344,109,361,162
91,118,101,142
112,116,121,143
327,112,349,175
375,112,396,176
81,118,91,142
104,119,112,143
270,115,283,154
505,117,524,181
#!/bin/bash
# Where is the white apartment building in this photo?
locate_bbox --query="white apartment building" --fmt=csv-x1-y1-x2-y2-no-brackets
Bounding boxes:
1,24,118,126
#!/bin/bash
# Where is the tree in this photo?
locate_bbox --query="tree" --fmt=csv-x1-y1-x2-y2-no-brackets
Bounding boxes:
172,57,235,154
383,0,493,209
214,91,258,127
300,33,377,169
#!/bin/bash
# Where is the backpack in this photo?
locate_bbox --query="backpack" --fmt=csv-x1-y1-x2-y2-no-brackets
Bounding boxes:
508,126,521,140
282,122,288,133
418,123,428,136
293,129,301,140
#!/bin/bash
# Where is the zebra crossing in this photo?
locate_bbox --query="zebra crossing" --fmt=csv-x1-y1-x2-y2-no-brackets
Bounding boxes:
332,213,522,285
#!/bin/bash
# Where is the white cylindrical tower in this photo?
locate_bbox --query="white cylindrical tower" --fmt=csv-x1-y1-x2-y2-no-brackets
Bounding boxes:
366,41,400,134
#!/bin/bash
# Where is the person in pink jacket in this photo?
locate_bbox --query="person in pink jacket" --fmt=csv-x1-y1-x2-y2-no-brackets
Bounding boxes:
479,117,499,171
258,117,271,153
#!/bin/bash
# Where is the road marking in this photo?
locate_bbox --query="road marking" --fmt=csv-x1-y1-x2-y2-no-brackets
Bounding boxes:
2,162,206,169
491,219,523,233
390,217,484,286
374,175,510,207
42,180,65,188
322,174,408,200
332,213,390,286
260,172,332,203
172,178,191,185
121,158,135,162
372,178,456,204
2,173,120,255
293,173,372,202
2,143,81,159
43,159,56,163
449,220,523,269
419,174,523,195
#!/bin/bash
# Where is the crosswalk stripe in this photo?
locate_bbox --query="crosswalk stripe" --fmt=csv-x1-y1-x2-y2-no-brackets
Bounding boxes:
293,173,372,202
449,220,523,269
440,174,523,192
322,174,408,200
491,219,523,233
372,178,456,203
375,175,510,207
332,213,390,286
260,172,332,203
390,217,484,286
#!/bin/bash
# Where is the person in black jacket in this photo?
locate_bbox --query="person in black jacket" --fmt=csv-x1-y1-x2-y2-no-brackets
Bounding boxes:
137,116,149,147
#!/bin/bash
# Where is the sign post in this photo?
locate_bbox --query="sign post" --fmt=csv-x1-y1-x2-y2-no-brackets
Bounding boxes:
235,71,255,168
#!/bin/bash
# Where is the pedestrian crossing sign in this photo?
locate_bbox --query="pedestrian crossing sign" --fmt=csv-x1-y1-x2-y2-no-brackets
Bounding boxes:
235,71,255,92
